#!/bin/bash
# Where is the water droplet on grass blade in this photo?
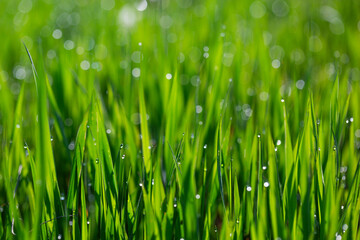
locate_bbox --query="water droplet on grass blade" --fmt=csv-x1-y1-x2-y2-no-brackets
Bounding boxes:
68,142,75,150
195,194,200,199
52,29,62,39
264,182,270,187
166,73,172,80
57,234,62,239
136,0,147,11
246,186,252,192
80,60,90,70
272,59,281,68
132,68,141,78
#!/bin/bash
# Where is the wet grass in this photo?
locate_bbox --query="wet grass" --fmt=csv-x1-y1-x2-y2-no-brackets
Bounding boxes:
1,0,360,239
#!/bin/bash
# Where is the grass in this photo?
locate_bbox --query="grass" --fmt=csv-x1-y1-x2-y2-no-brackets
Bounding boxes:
1,0,360,239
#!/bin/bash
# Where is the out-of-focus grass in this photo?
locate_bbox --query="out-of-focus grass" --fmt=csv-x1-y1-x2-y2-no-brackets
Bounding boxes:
1,0,360,239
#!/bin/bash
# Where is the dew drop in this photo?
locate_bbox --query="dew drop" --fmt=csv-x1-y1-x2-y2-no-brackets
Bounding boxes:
246,186,252,192
166,73,172,80
139,183,143,187
151,179,154,185
195,194,200,199
281,98,285,103
57,234,62,239
264,182,270,188
95,158,99,164
173,198,177,208
203,144,207,149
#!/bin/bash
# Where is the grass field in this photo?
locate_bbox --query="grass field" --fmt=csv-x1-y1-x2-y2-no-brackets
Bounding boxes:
1,0,360,239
